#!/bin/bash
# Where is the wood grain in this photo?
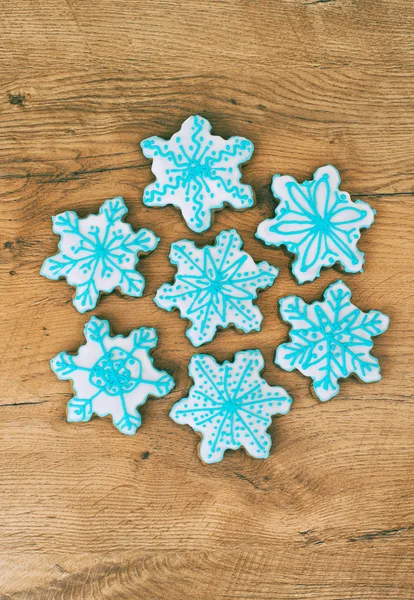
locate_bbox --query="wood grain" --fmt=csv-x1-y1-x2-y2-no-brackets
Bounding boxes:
0,0,413,598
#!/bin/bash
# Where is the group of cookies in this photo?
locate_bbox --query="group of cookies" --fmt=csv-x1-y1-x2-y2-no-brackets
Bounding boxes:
41,115,390,464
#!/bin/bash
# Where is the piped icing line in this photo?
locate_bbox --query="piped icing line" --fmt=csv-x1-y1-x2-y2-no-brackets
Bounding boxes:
141,115,254,233
170,350,292,464
51,317,175,435
41,196,159,313
256,165,375,284
154,229,279,347
275,280,390,401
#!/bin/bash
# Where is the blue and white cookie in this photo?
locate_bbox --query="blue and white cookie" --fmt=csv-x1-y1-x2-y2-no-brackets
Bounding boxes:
275,280,390,401
51,317,175,435
170,350,293,464
256,165,375,283
154,229,279,347
41,197,159,313
140,115,254,233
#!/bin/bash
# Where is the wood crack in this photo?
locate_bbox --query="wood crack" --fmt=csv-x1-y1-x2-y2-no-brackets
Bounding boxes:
233,472,263,490
0,401,48,408
348,526,411,542
306,0,336,5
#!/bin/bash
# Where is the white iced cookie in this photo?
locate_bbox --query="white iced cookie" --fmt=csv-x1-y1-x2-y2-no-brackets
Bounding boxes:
140,115,254,233
256,165,375,283
170,350,292,464
41,197,159,313
51,317,175,435
154,229,279,347
275,280,390,401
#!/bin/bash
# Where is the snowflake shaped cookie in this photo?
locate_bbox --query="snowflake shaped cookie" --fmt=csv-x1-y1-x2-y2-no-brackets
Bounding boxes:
140,115,254,233
170,350,292,464
51,317,175,435
154,229,279,347
275,280,390,401
41,197,159,313
256,165,375,283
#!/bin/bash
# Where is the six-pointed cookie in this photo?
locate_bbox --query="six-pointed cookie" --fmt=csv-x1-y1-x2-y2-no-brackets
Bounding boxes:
141,115,254,233
41,197,159,313
51,317,175,435
154,229,279,347
275,280,390,401
256,165,375,283
170,350,292,464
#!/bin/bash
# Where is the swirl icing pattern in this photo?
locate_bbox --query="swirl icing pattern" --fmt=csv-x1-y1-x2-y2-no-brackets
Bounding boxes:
51,317,175,435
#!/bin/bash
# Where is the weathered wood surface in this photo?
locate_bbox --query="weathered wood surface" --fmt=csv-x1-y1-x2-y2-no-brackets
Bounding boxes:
0,0,413,598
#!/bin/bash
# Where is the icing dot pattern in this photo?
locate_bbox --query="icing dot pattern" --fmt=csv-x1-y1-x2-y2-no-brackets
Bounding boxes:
154,229,279,347
170,350,293,464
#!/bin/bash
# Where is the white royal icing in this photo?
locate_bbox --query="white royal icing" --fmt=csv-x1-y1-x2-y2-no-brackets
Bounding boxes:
256,165,375,283
41,197,159,313
141,115,254,233
170,350,292,464
51,317,175,435
154,229,279,347
275,280,390,401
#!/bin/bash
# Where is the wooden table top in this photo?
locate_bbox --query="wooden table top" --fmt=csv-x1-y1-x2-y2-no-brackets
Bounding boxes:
0,1,413,598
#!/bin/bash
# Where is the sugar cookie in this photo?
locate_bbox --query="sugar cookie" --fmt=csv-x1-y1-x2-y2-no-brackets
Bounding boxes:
170,350,292,464
141,115,254,233
154,229,279,347
51,317,175,435
41,197,159,313
256,165,375,283
275,280,390,401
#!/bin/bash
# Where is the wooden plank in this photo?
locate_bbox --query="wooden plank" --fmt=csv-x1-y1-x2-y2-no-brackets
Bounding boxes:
0,0,413,598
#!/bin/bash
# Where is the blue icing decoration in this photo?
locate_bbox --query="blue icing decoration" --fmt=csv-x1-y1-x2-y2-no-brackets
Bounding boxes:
170,350,292,464
40,196,159,313
154,229,279,347
275,280,390,402
256,165,376,284
140,115,254,233
51,317,175,435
